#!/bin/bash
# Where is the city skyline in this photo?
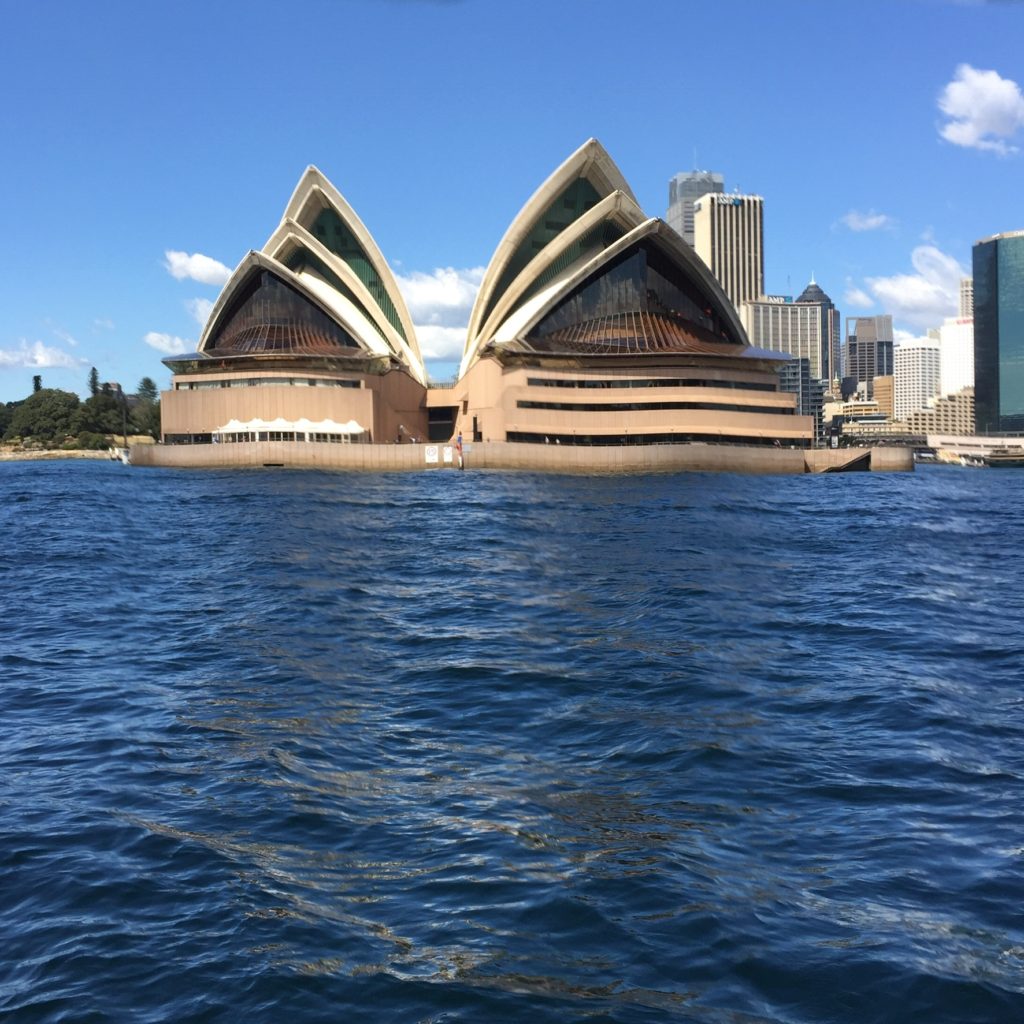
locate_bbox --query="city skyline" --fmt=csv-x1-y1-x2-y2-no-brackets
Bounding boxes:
0,0,1022,403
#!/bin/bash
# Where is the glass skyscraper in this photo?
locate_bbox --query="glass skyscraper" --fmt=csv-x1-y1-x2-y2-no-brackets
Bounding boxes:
667,170,724,246
974,231,1024,433
843,315,894,399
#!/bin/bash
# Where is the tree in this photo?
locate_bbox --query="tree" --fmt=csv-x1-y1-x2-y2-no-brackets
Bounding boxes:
136,377,158,403
75,392,124,435
88,366,99,397
4,389,80,444
132,377,160,438
32,375,42,393
131,399,161,439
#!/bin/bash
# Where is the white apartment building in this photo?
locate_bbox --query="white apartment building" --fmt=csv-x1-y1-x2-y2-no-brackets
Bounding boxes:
894,338,941,421
938,317,974,397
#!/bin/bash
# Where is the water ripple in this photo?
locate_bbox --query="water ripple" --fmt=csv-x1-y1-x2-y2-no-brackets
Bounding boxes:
1,461,1023,1022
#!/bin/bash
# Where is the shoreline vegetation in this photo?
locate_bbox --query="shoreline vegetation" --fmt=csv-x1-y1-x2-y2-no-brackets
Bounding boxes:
2,371,160,459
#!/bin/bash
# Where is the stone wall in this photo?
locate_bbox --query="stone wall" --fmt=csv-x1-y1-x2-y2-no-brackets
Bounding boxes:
130,440,914,474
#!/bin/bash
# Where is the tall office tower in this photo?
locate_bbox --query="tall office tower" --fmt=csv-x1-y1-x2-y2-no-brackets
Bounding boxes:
743,293,830,381
938,316,974,397
844,315,894,398
667,169,724,246
960,277,974,318
794,277,841,384
973,230,1024,432
894,338,941,420
693,193,764,314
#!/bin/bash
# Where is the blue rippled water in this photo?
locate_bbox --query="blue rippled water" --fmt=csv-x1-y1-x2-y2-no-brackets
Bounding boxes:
2,460,1024,1023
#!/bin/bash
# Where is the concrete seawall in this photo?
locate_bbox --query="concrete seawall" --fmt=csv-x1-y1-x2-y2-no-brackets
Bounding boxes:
130,441,913,474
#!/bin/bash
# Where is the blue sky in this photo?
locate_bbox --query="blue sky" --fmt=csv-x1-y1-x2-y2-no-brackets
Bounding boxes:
0,0,1022,402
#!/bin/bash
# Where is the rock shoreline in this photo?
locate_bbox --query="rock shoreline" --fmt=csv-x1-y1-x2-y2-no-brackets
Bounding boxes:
0,449,112,462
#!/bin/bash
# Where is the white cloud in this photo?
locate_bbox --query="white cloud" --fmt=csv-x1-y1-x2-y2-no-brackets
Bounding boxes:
393,265,484,367
894,328,933,348
938,64,1024,155
186,297,215,328
840,209,894,232
93,318,115,331
50,326,79,347
144,332,192,355
394,266,485,327
0,340,86,369
844,285,874,308
863,245,965,329
416,324,468,361
164,250,232,286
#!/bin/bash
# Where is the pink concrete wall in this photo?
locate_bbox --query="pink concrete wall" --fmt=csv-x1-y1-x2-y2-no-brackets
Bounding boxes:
131,440,912,475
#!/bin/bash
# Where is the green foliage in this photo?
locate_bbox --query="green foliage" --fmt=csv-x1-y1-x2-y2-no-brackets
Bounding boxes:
32,375,42,393
131,398,161,439
0,402,12,436
75,393,125,435
88,366,99,397
137,377,159,403
4,388,80,443
77,431,110,450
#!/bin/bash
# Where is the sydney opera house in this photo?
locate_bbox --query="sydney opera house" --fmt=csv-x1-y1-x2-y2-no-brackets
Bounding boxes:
150,140,862,472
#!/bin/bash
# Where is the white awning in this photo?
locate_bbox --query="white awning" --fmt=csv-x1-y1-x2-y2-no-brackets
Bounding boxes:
214,417,366,435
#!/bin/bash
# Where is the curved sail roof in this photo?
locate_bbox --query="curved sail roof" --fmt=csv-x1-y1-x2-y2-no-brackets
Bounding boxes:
484,218,751,360
264,218,425,381
464,190,648,372
197,251,394,362
463,139,637,372
462,141,751,371
260,166,425,384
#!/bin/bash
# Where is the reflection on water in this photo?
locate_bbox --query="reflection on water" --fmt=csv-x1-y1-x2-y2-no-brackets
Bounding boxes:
1,462,1023,1022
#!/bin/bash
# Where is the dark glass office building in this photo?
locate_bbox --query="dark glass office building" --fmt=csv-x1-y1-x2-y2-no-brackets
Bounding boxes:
974,230,1024,433
843,315,893,399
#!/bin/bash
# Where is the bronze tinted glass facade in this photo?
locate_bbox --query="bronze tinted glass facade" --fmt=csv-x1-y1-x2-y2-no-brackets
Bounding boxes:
206,271,360,356
524,243,743,354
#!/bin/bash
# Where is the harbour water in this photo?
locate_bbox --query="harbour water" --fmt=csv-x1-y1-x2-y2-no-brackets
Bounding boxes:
2,461,1023,1022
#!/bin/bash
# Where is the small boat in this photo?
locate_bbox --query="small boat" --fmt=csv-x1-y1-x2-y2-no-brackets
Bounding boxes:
109,446,130,465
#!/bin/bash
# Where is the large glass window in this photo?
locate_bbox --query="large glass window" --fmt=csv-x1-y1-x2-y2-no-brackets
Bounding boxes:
974,239,999,431
998,237,1024,428
511,221,626,316
206,271,360,355
525,376,776,391
282,246,391,348
482,176,602,326
517,399,792,414
308,207,408,343
524,243,741,354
